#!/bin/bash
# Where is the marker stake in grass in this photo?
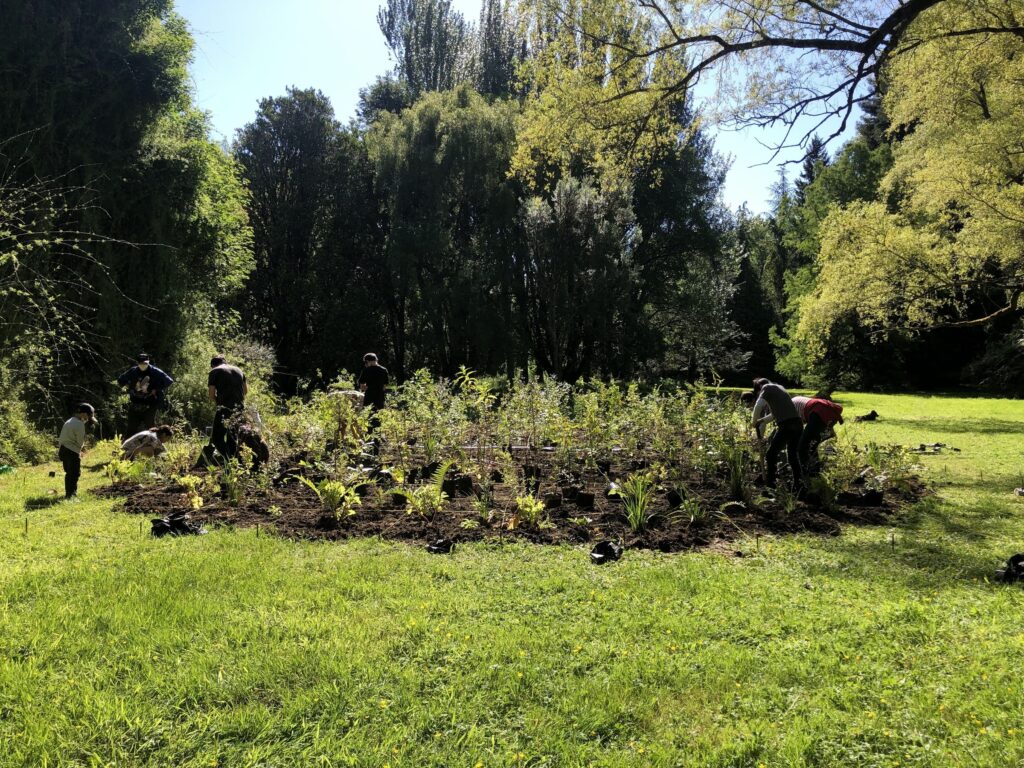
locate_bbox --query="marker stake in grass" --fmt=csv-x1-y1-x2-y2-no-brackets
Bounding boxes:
24,517,28,537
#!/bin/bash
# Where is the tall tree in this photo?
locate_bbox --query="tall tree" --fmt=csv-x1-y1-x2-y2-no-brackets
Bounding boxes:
234,89,341,389
517,176,638,380
0,0,252,409
477,0,523,96
369,87,522,378
377,0,475,98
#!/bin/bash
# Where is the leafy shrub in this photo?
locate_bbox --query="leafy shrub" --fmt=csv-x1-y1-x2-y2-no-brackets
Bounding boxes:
511,494,548,530
395,459,453,520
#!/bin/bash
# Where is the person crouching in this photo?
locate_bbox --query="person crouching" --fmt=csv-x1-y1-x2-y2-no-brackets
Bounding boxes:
122,425,174,460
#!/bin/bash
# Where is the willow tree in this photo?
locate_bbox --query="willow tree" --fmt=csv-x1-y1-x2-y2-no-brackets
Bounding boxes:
792,2,1024,368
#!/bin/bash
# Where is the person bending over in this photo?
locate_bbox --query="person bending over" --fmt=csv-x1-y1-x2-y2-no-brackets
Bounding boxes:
122,425,174,460
799,397,844,478
751,378,802,490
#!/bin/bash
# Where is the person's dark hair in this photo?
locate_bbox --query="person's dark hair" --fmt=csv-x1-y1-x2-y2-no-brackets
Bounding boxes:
363,353,378,363
740,391,755,405
210,355,226,368
752,378,770,395
137,352,150,363
154,425,174,439
75,402,95,417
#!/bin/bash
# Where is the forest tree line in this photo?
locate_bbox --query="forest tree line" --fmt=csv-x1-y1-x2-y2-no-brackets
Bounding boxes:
2,0,1022,461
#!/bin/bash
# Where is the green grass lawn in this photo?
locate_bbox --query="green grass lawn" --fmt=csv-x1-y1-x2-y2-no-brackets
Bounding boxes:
2,392,1024,767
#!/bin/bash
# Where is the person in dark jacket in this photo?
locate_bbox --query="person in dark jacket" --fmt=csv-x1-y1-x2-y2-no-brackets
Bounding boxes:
357,353,389,411
751,378,802,490
117,353,174,434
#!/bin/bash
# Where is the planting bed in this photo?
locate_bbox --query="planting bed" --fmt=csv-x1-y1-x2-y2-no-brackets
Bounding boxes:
99,446,913,553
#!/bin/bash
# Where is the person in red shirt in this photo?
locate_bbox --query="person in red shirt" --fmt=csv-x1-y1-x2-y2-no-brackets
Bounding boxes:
799,397,844,478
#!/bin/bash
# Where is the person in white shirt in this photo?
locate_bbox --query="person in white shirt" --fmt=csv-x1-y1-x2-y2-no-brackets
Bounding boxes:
58,403,96,498
121,425,174,459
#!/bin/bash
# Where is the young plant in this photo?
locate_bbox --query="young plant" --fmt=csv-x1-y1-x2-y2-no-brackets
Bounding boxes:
219,450,252,507
394,459,454,521
510,494,549,530
175,474,208,510
300,477,362,519
680,496,707,525
612,471,660,532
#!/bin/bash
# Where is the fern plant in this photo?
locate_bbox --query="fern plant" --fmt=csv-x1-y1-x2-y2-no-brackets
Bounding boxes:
299,477,362,519
394,459,454,521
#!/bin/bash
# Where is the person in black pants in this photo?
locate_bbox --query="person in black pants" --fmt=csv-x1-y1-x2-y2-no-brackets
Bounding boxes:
751,378,803,490
357,353,389,411
197,355,247,467
799,397,845,478
57,403,96,498
357,352,389,435
117,353,174,435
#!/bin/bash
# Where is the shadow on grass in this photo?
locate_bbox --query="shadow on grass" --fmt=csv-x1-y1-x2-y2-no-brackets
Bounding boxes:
86,461,111,474
804,497,1017,591
880,416,1024,436
24,494,65,511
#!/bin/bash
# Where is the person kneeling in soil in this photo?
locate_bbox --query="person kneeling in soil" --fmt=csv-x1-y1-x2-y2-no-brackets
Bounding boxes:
122,425,174,460
58,403,97,499
751,378,802,490
799,397,844,479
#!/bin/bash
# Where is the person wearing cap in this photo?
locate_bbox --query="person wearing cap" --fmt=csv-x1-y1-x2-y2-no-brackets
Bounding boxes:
58,403,96,498
357,353,389,411
197,355,247,466
750,378,802,490
117,353,174,435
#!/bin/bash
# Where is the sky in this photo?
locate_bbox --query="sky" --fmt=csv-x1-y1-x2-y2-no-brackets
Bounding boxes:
177,0,851,214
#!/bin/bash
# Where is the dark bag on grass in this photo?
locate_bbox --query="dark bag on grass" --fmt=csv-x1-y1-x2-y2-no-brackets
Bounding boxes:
151,511,206,538
996,553,1024,583
590,540,623,565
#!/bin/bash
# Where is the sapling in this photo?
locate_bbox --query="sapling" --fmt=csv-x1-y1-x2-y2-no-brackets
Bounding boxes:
300,477,362,519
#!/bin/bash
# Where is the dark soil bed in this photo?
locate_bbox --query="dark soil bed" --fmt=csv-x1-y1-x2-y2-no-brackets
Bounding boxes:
95,450,919,554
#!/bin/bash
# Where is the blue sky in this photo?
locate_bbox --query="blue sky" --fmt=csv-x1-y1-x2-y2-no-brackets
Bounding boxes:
177,0,848,214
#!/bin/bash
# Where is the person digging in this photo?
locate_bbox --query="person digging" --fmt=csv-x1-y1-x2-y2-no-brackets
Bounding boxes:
798,397,844,479
58,403,97,500
196,355,247,468
117,353,174,435
751,378,803,492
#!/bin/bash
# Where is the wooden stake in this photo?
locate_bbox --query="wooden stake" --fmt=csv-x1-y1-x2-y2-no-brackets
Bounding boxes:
24,517,28,537
890,532,896,553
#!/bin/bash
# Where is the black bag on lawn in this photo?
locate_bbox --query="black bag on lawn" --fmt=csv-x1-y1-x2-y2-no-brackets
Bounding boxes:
151,511,207,538
996,553,1024,583
427,538,454,554
590,540,623,565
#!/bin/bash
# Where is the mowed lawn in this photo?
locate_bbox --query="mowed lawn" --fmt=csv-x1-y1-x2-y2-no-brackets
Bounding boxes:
2,393,1024,767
